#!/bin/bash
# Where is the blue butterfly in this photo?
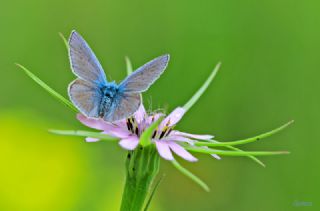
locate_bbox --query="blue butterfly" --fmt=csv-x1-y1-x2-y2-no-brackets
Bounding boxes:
68,31,169,122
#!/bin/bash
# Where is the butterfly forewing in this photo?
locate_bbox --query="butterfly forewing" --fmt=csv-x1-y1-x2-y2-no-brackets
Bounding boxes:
69,31,107,84
68,79,102,117
119,54,169,93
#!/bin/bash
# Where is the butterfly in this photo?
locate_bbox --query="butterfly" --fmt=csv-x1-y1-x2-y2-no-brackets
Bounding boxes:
68,30,170,122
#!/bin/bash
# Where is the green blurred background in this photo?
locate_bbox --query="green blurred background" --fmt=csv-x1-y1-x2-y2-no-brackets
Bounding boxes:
0,0,318,210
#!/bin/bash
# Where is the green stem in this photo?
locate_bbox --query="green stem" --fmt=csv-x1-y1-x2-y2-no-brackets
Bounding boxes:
120,145,160,211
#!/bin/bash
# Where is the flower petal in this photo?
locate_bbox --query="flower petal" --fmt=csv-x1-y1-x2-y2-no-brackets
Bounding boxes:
211,154,221,160
77,113,124,132
77,114,106,130
146,113,164,126
171,131,214,140
113,119,127,128
155,141,174,160
119,136,139,150
106,128,132,139
159,107,185,130
162,135,195,145
86,137,100,142
134,104,147,124
202,146,221,160
168,142,198,162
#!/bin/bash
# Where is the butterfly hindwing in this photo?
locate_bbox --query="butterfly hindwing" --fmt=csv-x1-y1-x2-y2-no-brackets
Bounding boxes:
103,92,141,122
119,54,169,93
69,31,107,84
68,78,102,117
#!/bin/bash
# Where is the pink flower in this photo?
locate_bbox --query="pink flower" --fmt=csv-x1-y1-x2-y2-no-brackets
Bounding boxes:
77,104,220,162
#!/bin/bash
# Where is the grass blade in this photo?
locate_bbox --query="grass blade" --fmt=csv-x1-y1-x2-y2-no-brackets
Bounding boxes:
144,175,165,211
185,146,289,156
16,64,77,112
183,62,221,112
195,120,294,147
224,145,265,167
140,118,163,146
49,129,118,141
125,56,133,76
171,160,209,192
180,141,265,167
59,32,69,51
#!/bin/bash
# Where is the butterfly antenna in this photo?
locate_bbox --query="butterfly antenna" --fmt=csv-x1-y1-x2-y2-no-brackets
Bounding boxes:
161,103,169,115
147,96,153,113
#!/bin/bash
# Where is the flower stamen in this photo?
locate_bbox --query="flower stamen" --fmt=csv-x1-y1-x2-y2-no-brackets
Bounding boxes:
165,127,173,137
126,120,131,132
126,118,134,133
152,130,157,139
126,117,141,136
159,129,167,139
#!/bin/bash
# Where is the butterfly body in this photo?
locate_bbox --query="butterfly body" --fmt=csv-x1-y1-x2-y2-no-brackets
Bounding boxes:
68,30,169,122
98,82,120,118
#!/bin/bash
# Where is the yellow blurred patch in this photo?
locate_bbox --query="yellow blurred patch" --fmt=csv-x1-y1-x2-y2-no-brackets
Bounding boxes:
0,112,85,210
0,111,163,211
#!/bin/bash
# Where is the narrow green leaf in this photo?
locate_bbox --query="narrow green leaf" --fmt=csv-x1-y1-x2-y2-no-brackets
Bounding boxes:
140,118,163,146
179,141,265,167
195,120,294,147
16,64,77,112
59,32,69,51
224,145,265,167
171,160,209,192
49,129,118,141
185,146,289,156
125,56,133,76
183,62,221,112
144,175,165,211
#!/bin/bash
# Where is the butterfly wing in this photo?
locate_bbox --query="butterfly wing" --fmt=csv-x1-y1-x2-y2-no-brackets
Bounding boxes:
69,30,107,84
103,92,141,122
108,54,169,121
119,54,169,93
68,79,102,117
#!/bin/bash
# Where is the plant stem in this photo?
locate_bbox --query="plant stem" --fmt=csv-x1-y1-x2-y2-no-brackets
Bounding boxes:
120,145,160,211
